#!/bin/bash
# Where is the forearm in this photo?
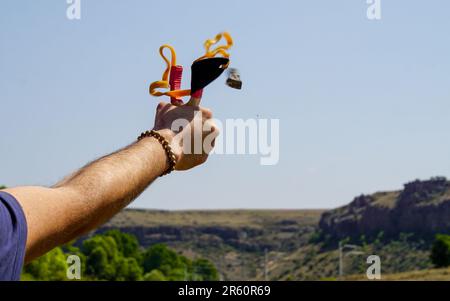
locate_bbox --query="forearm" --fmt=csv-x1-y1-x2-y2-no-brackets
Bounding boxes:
6,135,169,262
55,135,169,227
56,136,168,215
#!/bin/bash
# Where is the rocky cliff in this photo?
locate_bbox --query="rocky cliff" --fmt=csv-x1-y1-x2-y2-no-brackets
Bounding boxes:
319,177,450,240
99,209,322,252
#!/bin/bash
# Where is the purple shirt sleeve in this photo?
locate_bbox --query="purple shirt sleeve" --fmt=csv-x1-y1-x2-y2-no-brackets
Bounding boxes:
0,191,28,281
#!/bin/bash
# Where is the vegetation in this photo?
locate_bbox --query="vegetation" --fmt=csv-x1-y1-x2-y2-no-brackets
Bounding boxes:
15,208,450,281
104,209,442,280
343,265,450,281
22,230,219,281
431,234,450,268
108,209,324,228
22,248,70,281
6,176,450,281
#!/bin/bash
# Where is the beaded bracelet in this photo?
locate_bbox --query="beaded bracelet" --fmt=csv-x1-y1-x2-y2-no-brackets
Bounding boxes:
137,130,177,176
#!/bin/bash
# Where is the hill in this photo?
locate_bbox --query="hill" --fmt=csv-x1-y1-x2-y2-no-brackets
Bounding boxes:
319,177,450,241
95,177,450,280
98,209,324,280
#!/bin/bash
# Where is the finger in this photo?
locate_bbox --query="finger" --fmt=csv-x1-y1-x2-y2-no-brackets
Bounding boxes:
159,103,172,115
201,108,213,119
156,101,167,112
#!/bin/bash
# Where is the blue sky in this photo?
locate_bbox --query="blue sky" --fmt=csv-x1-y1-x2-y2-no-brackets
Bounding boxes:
1,1,450,209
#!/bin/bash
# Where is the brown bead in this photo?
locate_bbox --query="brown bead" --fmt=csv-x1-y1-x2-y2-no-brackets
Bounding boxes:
138,129,177,176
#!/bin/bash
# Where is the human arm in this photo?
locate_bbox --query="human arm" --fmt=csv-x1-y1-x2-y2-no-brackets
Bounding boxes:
2,102,218,262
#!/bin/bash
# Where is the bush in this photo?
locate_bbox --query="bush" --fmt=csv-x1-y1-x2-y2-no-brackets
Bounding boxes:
431,234,450,268
116,257,143,281
22,247,69,280
192,258,219,281
103,230,141,260
22,230,218,281
83,235,120,279
142,244,185,275
144,269,166,281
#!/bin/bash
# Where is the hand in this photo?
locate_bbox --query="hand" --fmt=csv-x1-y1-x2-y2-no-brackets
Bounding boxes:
152,102,219,171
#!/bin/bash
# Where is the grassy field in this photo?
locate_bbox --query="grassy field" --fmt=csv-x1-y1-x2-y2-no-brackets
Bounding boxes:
344,267,450,281
107,209,325,228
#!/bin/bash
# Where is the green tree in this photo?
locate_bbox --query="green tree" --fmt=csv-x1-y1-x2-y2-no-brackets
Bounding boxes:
22,247,68,280
143,269,166,281
82,232,144,280
192,258,219,281
167,267,187,281
83,235,120,279
116,257,143,281
22,230,216,281
141,244,218,281
104,229,141,260
431,234,450,268
142,244,186,276
0,185,6,190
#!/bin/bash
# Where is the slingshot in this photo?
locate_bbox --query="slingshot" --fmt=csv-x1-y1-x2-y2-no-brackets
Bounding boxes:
149,32,235,107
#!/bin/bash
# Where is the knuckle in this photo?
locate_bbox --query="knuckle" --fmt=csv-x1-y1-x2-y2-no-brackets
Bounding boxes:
204,119,219,134
157,101,167,111
211,125,220,135
201,108,213,119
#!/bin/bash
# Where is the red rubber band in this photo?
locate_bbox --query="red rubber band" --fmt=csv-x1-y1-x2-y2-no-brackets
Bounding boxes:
169,65,183,105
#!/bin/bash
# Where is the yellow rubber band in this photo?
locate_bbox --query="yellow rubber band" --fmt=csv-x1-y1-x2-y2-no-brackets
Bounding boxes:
149,32,234,100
